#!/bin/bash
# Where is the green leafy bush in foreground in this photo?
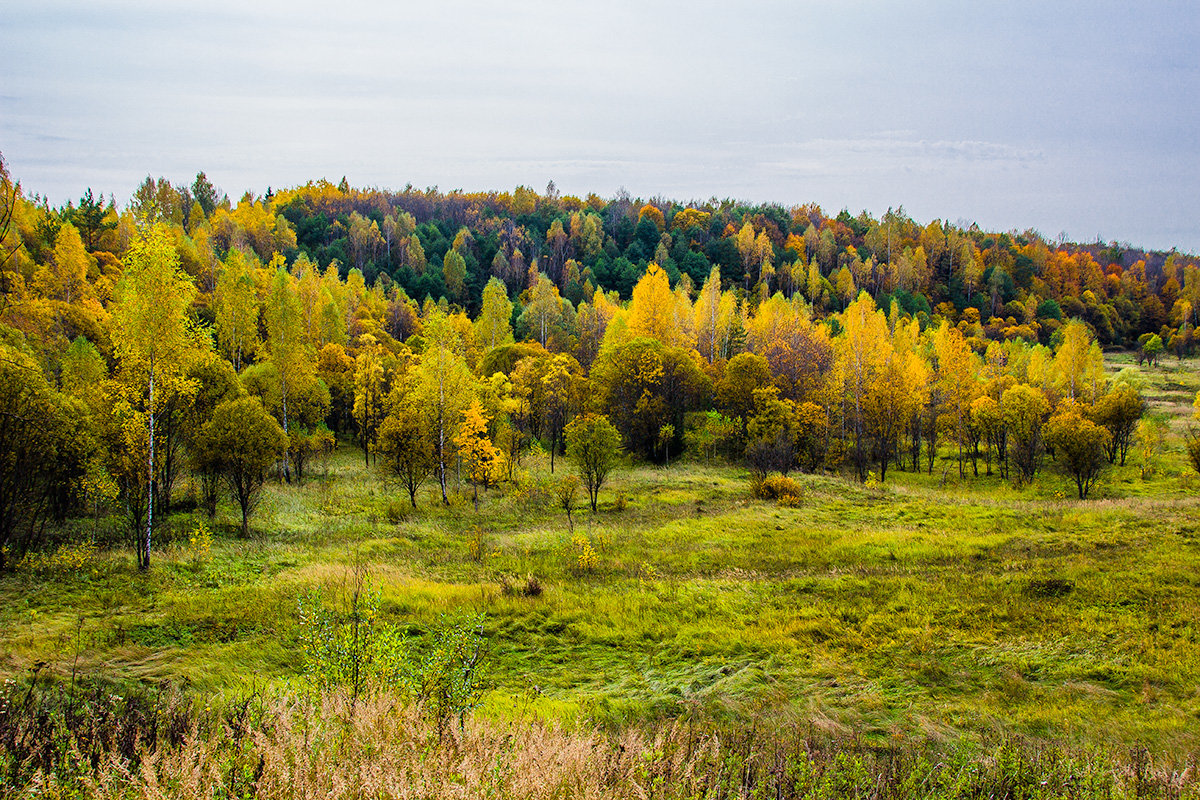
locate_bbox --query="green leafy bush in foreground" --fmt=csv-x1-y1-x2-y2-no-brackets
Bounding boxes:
297,572,486,732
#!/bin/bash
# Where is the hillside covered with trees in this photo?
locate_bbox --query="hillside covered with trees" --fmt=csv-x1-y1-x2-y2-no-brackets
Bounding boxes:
4,155,1200,567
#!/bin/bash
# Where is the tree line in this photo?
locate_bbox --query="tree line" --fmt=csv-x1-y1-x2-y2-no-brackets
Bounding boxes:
2,154,1199,570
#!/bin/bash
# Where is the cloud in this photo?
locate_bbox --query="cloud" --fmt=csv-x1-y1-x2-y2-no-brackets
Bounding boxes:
762,136,1045,174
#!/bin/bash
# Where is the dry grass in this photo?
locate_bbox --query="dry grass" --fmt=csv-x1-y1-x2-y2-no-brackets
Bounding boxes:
5,686,1199,799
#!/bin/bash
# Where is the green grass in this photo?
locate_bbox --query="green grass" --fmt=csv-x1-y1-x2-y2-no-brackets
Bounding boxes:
3,355,1200,756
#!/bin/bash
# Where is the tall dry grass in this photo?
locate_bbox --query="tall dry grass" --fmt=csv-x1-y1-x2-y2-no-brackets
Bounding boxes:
4,684,1198,799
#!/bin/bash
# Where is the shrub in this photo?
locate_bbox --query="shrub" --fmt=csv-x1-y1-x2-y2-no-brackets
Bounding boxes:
1186,430,1200,477
1026,577,1075,598
186,519,212,564
522,573,543,597
297,580,487,730
497,572,543,598
507,470,550,511
18,540,99,575
753,475,802,502
385,501,407,525
467,525,486,562
777,492,802,508
569,533,598,573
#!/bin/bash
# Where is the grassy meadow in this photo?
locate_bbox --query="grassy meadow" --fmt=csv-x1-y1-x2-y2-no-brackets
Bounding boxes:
2,354,1199,770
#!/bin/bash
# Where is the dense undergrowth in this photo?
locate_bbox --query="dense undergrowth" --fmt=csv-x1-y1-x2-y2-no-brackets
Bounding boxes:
2,682,1197,799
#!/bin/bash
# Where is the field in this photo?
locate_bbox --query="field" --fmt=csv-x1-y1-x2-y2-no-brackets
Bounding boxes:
2,355,1200,785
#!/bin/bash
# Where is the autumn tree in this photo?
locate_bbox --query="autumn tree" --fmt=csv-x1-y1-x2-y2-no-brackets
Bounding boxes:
747,294,834,407
376,398,434,508
694,266,737,363
716,352,772,437
213,249,260,371
590,337,708,459
509,353,550,457
1002,384,1050,485
455,401,501,510
60,336,108,403
931,321,981,477
405,233,426,274
627,262,677,345
1053,319,1105,403
745,386,796,478
475,277,514,350
0,343,91,570
541,353,584,472
793,401,829,473
316,343,356,434
347,212,383,274
1091,383,1145,466
149,349,209,515
519,274,566,348
555,474,581,531
1044,409,1111,499
197,397,286,536
110,224,200,569
409,311,476,504
1139,333,1164,366
565,413,621,512
35,222,91,304
969,395,1005,477
837,293,889,480
863,320,927,481
241,358,330,485
264,266,311,480
442,249,468,303
184,355,244,515
352,334,388,467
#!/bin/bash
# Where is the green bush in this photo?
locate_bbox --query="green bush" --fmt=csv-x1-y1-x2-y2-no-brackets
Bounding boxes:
297,580,487,730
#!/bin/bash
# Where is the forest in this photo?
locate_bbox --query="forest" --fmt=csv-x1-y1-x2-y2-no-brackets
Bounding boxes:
3,154,1200,798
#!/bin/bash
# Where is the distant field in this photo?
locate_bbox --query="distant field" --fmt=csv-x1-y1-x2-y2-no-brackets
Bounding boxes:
2,354,1199,758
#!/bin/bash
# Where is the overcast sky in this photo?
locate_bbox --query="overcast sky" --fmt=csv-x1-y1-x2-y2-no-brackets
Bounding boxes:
2,0,1197,252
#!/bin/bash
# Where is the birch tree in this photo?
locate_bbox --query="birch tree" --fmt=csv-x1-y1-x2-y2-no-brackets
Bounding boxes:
110,224,199,569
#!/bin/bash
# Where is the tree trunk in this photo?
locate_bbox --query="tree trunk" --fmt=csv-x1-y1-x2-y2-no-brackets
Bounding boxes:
280,373,292,482
143,365,155,570
438,424,449,505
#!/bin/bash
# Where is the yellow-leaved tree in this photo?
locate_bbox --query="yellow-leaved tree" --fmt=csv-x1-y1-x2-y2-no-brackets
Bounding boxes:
693,266,737,363
213,248,260,371
474,276,514,350
265,265,316,481
455,401,501,511
1053,318,1105,403
410,310,476,504
110,224,201,569
353,333,387,467
627,262,676,345
931,321,981,477
837,292,889,480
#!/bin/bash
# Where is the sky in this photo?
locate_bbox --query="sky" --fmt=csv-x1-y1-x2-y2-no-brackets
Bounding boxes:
2,0,1197,252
